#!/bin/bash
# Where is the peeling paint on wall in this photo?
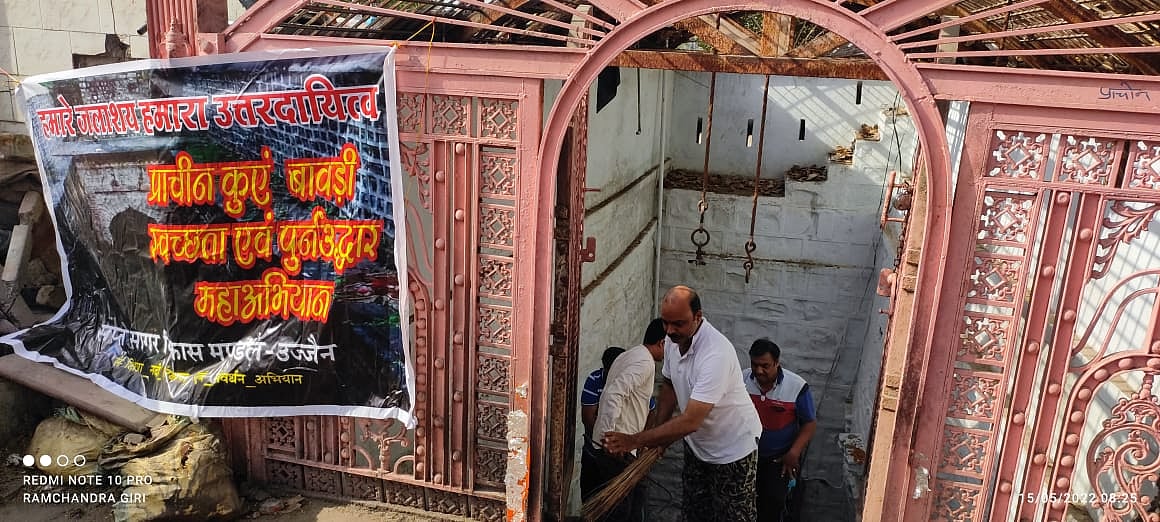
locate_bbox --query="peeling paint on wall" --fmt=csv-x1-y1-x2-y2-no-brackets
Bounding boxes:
506,409,530,522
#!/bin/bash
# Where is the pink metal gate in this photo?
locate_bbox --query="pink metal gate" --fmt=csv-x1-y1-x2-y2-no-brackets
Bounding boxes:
546,93,590,517
225,71,544,520
910,104,1160,522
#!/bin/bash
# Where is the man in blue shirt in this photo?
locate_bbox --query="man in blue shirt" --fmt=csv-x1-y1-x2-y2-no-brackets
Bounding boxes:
742,338,817,522
581,347,626,442
580,346,625,500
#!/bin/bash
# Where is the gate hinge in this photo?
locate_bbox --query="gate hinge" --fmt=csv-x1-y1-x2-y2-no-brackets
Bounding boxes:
579,237,596,263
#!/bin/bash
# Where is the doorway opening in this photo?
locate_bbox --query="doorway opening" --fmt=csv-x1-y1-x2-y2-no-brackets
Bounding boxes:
542,10,955,520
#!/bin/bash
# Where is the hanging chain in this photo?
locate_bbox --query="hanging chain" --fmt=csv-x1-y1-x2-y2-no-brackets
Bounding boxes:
744,75,771,283
881,176,913,319
690,71,717,266
891,181,913,273
690,202,711,266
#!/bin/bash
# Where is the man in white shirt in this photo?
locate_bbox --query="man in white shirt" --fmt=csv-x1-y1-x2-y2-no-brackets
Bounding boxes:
604,286,762,522
585,318,666,521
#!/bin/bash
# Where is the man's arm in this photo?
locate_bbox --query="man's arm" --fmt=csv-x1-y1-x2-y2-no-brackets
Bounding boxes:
581,405,598,439
790,420,817,456
781,419,816,477
638,399,712,448
604,398,713,453
646,378,677,429
783,384,819,476
579,372,601,439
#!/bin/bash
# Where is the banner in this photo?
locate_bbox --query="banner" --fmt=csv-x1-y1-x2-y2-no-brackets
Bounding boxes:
3,48,413,422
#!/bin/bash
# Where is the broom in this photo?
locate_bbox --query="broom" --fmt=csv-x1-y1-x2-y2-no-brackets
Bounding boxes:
580,446,666,522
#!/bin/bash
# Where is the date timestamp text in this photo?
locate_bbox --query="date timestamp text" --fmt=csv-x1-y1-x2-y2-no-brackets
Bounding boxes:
1015,492,1137,504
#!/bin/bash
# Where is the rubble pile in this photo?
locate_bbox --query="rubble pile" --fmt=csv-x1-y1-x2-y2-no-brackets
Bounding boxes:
786,164,829,182
663,169,787,197
238,483,307,519
0,135,63,335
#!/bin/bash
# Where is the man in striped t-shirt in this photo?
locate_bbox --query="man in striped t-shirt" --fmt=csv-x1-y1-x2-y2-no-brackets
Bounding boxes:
743,338,816,522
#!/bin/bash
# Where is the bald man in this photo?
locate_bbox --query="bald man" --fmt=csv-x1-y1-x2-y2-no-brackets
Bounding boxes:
604,285,761,522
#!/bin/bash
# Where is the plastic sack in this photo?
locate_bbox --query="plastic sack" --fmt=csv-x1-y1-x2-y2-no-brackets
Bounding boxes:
110,420,241,521
26,413,119,476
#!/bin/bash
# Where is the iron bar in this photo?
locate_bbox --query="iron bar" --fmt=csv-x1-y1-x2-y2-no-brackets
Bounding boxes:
539,0,616,31
911,46,1160,59
611,51,888,80
897,12,1160,51
744,74,771,284
690,71,716,266
635,68,642,135
862,0,964,32
311,0,596,46
889,0,1051,42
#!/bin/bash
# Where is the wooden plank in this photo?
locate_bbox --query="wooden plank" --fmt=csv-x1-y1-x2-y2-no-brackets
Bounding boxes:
760,13,793,56
786,31,848,58
568,4,593,49
1,224,31,283
17,191,44,226
0,354,161,432
612,50,888,80
941,4,1054,70
674,17,747,55
710,15,765,56
638,0,762,55
1041,0,1160,75
935,15,960,65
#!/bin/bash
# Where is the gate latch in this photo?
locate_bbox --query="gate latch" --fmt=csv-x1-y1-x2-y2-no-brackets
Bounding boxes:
579,237,596,264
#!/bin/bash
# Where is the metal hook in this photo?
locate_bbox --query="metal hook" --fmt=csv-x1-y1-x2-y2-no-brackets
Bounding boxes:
689,228,711,265
743,75,771,285
690,72,717,266
743,240,757,283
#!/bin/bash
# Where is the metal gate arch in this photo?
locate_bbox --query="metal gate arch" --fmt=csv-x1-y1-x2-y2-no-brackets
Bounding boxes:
537,1,954,520
539,2,1160,522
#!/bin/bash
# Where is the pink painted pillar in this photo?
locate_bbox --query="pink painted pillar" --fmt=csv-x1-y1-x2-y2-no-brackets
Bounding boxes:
146,0,228,57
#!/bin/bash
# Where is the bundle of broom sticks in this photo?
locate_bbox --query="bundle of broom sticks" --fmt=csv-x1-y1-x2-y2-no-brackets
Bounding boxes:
580,446,666,521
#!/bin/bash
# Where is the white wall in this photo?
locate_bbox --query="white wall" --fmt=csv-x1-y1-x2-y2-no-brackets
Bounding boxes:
849,100,969,447
558,69,924,514
660,79,916,377
658,79,918,495
0,0,248,132
668,72,905,180
849,235,894,444
566,68,668,515
659,183,881,404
